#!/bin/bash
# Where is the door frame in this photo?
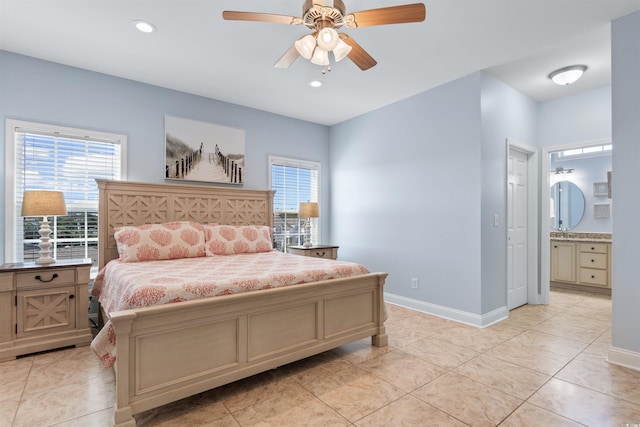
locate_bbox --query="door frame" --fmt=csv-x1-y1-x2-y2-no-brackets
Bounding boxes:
540,139,611,305
507,138,542,305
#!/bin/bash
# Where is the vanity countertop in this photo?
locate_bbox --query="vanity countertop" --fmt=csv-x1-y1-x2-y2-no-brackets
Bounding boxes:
550,232,612,243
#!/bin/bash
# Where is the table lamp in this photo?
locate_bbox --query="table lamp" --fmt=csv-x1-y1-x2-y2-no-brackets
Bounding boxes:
21,190,67,264
299,202,319,248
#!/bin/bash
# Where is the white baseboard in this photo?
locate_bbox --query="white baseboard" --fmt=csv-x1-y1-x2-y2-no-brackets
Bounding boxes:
608,346,640,372
384,292,508,328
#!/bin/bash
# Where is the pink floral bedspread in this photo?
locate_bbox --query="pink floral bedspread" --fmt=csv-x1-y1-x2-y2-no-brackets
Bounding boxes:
90,251,369,368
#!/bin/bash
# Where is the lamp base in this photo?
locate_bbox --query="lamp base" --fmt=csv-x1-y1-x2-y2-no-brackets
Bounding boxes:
35,256,56,265
35,216,56,264
303,218,312,248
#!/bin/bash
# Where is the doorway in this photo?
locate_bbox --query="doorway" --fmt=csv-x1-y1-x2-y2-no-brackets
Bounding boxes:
542,141,612,301
506,139,539,309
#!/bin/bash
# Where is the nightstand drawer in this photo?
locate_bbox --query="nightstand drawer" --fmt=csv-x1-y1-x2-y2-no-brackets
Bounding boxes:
16,268,75,289
307,248,337,259
288,245,339,260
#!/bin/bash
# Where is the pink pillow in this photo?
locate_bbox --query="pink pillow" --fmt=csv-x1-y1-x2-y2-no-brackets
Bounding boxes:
114,221,206,262
203,224,272,255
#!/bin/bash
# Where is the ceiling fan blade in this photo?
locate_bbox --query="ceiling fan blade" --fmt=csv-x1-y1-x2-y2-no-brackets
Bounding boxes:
345,3,426,28
274,44,300,68
222,11,302,25
339,34,377,71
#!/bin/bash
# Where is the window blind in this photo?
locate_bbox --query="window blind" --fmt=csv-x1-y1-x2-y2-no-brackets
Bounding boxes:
269,156,320,252
11,125,124,265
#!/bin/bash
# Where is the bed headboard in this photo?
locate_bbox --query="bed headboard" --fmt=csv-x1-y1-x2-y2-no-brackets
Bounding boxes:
97,179,275,268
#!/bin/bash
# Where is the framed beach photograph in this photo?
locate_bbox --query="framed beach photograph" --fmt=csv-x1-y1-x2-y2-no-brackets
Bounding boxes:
165,116,245,185
593,203,611,218
593,182,608,197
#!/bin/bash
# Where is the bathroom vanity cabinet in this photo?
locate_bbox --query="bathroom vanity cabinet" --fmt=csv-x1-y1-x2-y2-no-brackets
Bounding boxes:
550,238,611,292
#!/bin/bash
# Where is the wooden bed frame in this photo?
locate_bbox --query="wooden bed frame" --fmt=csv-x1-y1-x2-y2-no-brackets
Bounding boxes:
96,179,388,427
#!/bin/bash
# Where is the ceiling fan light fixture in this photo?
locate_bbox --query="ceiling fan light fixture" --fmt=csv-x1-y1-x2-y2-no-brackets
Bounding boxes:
332,38,352,62
316,27,339,51
295,34,316,59
310,48,330,66
549,65,587,86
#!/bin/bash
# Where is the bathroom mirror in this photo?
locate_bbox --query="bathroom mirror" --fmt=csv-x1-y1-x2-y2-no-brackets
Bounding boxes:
550,181,585,230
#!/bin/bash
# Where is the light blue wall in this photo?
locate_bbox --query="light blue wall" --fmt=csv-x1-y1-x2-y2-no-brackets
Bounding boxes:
330,72,537,317
611,10,640,355
480,74,537,313
330,74,483,314
0,51,330,263
537,86,612,147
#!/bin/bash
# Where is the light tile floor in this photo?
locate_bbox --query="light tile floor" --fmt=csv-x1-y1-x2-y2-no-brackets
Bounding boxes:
2,288,640,426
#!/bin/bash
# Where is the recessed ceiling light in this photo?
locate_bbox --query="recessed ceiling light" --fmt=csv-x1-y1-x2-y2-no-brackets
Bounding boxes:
133,20,156,33
548,65,587,86
309,80,322,88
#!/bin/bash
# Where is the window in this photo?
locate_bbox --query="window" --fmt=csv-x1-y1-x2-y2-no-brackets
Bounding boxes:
5,120,127,269
268,156,320,252
552,143,612,160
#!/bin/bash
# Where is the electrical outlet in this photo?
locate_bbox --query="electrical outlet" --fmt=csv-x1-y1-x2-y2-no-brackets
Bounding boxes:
411,278,419,289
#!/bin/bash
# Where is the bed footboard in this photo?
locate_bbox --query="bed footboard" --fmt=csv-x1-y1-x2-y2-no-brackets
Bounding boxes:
110,272,387,427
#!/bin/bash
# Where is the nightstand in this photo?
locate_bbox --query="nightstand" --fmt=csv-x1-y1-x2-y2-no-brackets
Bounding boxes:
288,245,339,260
0,258,93,361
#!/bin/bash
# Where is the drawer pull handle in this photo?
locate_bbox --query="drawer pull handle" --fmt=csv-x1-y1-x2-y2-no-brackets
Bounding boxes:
591,259,595,263
35,273,58,283
69,294,75,299
316,251,326,257
591,275,595,279
591,247,595,250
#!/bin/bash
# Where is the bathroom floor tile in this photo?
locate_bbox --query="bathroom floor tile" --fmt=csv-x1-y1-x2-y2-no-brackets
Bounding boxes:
303,365,405,422
401,336,480,369
528,378,640,426
429,322,523,352
355,394,466,426
454,354,550,399
556,352,640,405
500,402,583,426
357,348,447,392
412,371,523,426
532,312,610,343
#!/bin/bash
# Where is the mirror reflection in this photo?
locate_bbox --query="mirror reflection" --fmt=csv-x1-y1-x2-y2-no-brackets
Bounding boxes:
550,181,585,231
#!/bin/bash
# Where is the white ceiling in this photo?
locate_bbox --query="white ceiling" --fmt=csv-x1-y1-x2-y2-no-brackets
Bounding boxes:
2,0,640,126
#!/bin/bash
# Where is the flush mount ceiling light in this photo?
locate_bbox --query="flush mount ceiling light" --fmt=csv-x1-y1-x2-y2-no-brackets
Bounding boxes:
223,0,426,74
133,20,156,33
549,65,587,86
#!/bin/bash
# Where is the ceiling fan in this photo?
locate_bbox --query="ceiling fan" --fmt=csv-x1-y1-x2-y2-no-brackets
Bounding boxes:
222,0,426,73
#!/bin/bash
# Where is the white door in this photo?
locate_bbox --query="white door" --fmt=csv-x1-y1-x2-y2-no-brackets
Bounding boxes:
508,149,528,309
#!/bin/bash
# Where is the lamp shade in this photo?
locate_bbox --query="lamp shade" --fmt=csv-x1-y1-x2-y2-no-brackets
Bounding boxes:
294,34,316,59
317,27,339,51
332,38,352,62
310,48,329,66
21,190,67,217
299,202,319,218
